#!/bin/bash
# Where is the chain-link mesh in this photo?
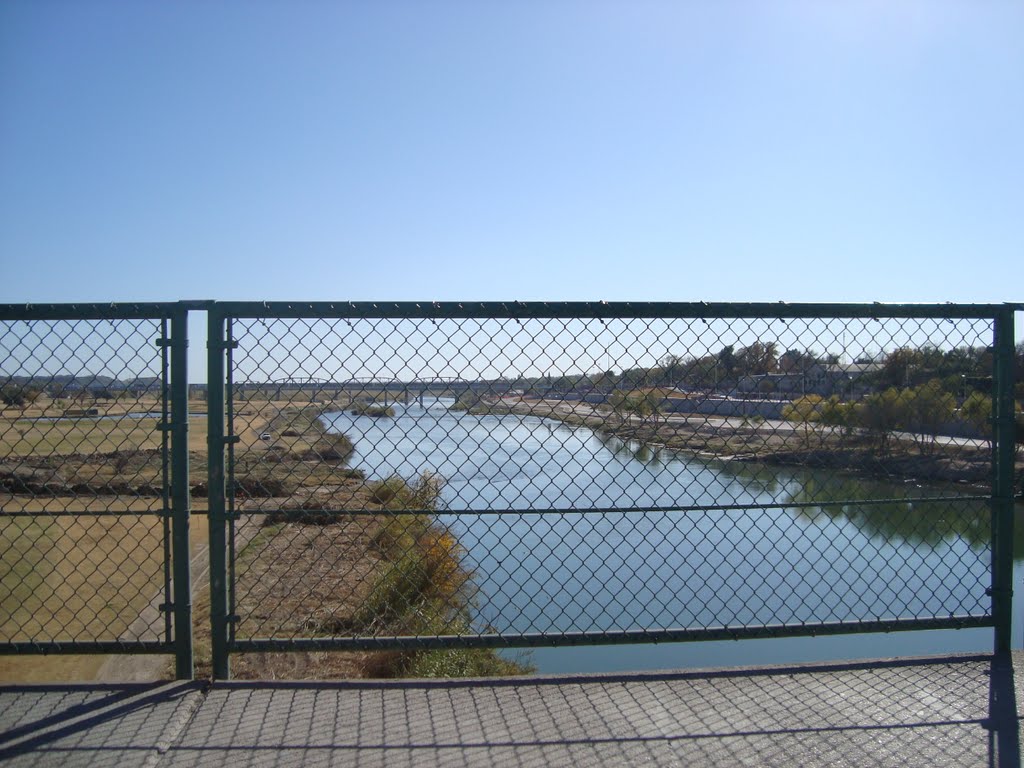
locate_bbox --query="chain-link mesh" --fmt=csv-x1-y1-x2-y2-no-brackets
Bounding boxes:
218,307,1002,651
1,310,176,648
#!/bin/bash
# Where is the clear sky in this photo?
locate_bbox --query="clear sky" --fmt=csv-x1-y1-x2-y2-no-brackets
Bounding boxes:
1,1,1022,306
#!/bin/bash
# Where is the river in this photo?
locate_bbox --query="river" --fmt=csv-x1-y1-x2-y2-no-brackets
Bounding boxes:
323,397,1023,674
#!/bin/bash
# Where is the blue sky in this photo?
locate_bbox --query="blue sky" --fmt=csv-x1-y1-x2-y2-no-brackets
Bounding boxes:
1,1,1022,306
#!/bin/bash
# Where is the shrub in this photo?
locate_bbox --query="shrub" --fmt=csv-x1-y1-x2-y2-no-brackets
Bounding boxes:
855,387,903,455
782,394,824,446
350,401,396,417
368,472,444,511
896,380,956,455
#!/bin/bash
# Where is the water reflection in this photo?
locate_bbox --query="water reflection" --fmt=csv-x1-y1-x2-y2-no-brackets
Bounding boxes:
705,458,1005,553
595,432,660,466
323,399,1021,672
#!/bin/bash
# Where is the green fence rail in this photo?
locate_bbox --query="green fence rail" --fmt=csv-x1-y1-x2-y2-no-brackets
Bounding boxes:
1,302,1019,681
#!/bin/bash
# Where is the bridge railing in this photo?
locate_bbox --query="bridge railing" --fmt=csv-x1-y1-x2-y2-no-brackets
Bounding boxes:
1,301,1017,681
204,302,1018,679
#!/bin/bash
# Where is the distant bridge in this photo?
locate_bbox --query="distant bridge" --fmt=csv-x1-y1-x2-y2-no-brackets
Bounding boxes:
334,377,493,406
233,376,498,404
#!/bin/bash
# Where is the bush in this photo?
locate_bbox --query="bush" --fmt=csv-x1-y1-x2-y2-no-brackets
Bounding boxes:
856,387,903,455
350,401,396,417
782,395,824,446
961,392,993,439
368,472,444,510
317,437,354,461
896,380,955,455
1,385,25,408
819,396,856,436
449,392,483,412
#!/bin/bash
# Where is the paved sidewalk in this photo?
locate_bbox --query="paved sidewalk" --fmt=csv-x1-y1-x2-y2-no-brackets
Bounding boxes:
2,653,1020,767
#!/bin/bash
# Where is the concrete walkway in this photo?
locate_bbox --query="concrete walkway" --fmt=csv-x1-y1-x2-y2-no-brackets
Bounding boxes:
2,653,1021,767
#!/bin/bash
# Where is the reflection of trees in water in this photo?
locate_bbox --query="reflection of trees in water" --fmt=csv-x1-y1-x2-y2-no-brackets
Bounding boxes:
594,428,1024,557
594,432,661,466
708,458,1017,554
697,458,782,496
789,476,990,550
711,458,936,505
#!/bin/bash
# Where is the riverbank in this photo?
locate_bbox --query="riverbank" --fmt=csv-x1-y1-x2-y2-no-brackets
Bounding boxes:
183,472,533,681
474,397,1004,492
1,397,530,682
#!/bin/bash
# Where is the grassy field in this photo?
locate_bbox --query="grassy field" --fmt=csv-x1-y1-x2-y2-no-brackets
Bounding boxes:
0,495,210,682
3,395,534,682
0,396,359,681
1,397,214,682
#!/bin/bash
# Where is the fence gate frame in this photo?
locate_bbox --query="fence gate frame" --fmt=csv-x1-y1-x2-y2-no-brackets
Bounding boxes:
0,302,193,679
203,301,1018,680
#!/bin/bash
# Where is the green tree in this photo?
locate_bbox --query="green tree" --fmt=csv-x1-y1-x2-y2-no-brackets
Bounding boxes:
608,389,662,427
782,394,824,447
961,391,993,443
640,389,663,427
880,348,915,388
818,396,857,440
735,341,778,376
1,384,27,408
778,348,820,374
965,392,1024,459
659,354,685,388
896,380,956,455
856,387,903,456
717,345,736,378
608,390,632,424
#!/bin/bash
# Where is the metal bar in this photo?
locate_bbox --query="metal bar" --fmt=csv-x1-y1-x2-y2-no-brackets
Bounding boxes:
225,317,237,650
160,318,172,644
206,300,1011,320
170,307,193,679
2,642,176,655
207,308,230,680
2,495,984,518
0,302,192,321
0,510,172,518
237,496,989,520
231,615,994,652
1,300,1016,321
992,307,1017,656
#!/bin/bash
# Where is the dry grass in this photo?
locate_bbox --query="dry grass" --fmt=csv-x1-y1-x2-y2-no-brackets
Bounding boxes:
0,397,358,682
0,414,209,456
2,500,167,675
187,482,381,680
184,474,532,681
500,398,998,488
0,494,210,682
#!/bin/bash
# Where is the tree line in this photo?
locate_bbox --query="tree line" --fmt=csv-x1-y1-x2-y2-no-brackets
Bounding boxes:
782,385,1023,458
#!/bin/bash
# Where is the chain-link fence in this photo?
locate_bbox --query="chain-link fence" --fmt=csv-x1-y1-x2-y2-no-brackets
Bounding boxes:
0,304,191,673
206,302,1019,678
3,302,1016,681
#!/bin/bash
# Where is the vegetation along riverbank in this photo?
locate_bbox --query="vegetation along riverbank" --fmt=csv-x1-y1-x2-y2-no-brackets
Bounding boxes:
467,394,1022,493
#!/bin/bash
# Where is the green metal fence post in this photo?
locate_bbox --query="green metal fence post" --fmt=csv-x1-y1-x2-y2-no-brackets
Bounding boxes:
170,307,194,679
207,307,230,679
992,306,1016,657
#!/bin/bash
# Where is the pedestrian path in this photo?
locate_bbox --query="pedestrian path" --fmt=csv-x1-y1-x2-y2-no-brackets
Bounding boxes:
1,652,1019,767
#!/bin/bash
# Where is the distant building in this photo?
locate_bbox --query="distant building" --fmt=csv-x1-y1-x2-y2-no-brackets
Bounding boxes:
737,362,883,398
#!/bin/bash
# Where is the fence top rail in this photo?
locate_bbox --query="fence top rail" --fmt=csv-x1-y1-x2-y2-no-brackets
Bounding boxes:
0,302,193,321
210,300,1018,320
1,301,1018,322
